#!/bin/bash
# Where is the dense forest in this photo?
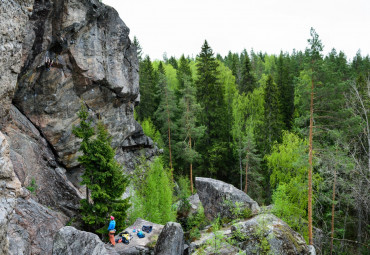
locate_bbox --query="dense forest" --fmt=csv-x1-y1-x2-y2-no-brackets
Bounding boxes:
132,28,369,254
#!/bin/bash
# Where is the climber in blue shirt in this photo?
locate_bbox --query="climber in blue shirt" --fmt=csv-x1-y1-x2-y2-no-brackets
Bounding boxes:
108,216,116,246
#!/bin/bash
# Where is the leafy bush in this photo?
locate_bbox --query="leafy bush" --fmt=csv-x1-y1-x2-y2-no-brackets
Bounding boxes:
128,157,176,225
176,176,192,215
139,118,164,148
186,204,208,231
189,227,201,241
26,177,37,195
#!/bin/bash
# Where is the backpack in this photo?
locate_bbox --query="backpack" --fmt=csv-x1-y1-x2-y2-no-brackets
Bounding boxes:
137,231,145,238
142,225,153,233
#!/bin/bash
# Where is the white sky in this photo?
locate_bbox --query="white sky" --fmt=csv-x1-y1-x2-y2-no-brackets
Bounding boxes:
104,0,370,61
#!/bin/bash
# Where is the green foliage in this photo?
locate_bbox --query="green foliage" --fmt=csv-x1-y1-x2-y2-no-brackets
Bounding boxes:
136,56,158,121
260,74,285,153
189,227,201,241
254,216,273,255
72,104,130,233
26,177,37,195
129,157,176,225
266,131,322,241
186,204,208,231
139,118,164,148
66,217,76,226
240,51,256,94
176,176,192,214
195,40,229,178
129,33,370,251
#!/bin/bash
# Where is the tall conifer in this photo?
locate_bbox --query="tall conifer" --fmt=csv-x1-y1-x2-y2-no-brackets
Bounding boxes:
72,104,130,234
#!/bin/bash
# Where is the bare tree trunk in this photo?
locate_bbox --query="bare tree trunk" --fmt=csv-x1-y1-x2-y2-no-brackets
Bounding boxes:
239,145,242,190
340,204,349,250
308,74,314,245
189,135,193,194
86,186,89,204
244,152,249,194
357,179,362,246
330,167,337,255
165,87,173,181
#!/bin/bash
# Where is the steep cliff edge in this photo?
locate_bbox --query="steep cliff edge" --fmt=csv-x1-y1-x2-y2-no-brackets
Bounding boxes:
0,0,155,254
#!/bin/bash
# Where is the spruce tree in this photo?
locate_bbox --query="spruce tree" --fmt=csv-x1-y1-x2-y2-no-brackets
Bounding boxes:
136,56,158,121
276,52,294,129
240,51,256,94
72,104,130,233
133,36,143,62
195,40,228,177
262,75,284,153
176,55,193,99
155,62,178,179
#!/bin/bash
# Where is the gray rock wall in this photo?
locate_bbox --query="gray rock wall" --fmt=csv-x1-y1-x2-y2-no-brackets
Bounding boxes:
0,132,22,255
0,0,155,254
12,0,152,171
0,0,34,127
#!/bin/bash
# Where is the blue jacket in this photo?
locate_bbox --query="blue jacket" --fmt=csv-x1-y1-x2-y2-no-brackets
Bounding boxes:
108,220,116,231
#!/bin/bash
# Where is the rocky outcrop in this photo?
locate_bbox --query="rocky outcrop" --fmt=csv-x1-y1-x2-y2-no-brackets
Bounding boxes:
4,106,83,216
0,132,23,255
0,0,34,127
1,0,156,254
113,218,164,255
188,193,201,215
231,214,310,255
53,226,109,255
12,0,153,172
195,177,260,220
154,222,184,255
8,198,68,255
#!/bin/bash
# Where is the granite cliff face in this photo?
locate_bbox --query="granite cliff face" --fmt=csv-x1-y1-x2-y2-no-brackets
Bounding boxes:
0,0,154,254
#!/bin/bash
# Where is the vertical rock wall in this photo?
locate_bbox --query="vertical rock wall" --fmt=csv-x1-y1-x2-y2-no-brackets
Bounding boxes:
0,0,155,254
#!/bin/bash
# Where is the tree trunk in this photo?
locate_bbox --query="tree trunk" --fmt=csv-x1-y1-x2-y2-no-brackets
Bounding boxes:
86,186,89,205
308,73,314,245
244,152,249,194
165,87,173,181
330,167,337,255
239,145,242,190
189,135,193,194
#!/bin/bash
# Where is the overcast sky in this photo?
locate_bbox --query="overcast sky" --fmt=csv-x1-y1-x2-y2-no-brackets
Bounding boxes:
104,0,370,61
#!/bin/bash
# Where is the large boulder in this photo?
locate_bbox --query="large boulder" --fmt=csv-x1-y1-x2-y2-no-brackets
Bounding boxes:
12,0,154,172
231,214,310,255
113,218,164,255
154,222,184,255
8,198,68,255
53,226,109,255
195,177,260,220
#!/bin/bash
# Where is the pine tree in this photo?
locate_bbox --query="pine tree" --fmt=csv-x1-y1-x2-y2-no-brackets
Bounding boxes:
72,104,130,233
307,27,323,246
177,75,205,193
